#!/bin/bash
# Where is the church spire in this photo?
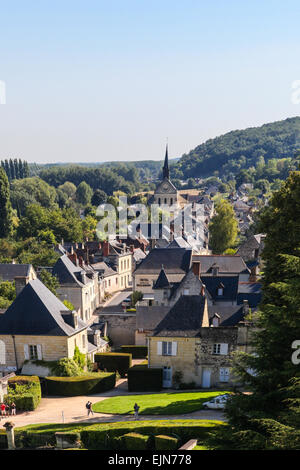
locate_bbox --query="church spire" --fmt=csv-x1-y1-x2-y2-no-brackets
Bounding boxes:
162,143,170,180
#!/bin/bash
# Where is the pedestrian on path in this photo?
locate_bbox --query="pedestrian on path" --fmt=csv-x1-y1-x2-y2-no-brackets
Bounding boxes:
1,402,6,418
5,403,10,416
86,401,94,416
11,402,16,416
133,403,140,420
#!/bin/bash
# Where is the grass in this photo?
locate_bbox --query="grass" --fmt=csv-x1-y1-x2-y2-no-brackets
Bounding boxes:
92,390,230,415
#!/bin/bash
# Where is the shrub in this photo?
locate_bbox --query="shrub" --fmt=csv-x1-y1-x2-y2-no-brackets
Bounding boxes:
44,373,116,396
73,346,86,370
0,431,7,449
122,432,149,450
94,353,132,377
120,345,148,359
51,358,82,377
80,420,221,450
179,381,196,390
5,376,41,411
127,365,163,392
155,435,179,450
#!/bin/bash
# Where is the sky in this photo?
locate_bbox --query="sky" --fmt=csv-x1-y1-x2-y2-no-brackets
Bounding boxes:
1,0,300,163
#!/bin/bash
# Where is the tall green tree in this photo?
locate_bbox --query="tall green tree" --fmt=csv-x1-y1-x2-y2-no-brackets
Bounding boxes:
0,168,13,237
226,171,300,449
209,199,238,254
75,181,93,205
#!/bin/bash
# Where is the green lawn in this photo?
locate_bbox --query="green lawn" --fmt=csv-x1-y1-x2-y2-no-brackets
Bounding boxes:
92,390,230,415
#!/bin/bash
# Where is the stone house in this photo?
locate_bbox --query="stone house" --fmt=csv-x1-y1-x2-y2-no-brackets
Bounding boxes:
148,293,253,388
0,279,104,374
52,255,100,322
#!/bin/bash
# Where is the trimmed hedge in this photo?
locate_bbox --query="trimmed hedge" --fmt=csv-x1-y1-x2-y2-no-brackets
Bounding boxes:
80,420,222,449
0,431,7,449
120,345,148,359
127,365,163,392
122,432,150,450
155,434,179,450
94,353,132,377
5,376,41,411
44,373,116,396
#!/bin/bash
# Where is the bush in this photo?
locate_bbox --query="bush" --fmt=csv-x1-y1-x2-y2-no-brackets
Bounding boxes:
155,435,179,450
5,376,41,411
127,365,163,392
122,433,150,450
179,382,196,390
94,353,132,377
80,420,220,449
51,358,82,377
0,431,7,449
44,373,116,396
120,345,148,359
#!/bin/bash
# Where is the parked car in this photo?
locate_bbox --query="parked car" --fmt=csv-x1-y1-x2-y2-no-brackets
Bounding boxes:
202,394,230,410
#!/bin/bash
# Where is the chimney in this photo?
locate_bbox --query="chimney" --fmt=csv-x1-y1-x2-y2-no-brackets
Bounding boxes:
68,252,79,266
192,261,201,278
14,276,29,297
243,300,249,316
103,240,110,257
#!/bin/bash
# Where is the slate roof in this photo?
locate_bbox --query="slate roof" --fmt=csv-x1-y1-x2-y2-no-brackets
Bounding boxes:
237,282,262,308
0,263,34,282
153,295,206,337
153,267,171,289
134,248,192,275
52,255,85,286
0,279,87,336
201,275,239,302
208,305,245,326
167,237,190,249
193,255,249,274
91,261,117,278
136,306,170,330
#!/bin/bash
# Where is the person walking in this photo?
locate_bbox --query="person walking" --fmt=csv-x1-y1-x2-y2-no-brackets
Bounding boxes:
86,401,94,417
10,402,16,416
133,403,140,420
5,403,10,416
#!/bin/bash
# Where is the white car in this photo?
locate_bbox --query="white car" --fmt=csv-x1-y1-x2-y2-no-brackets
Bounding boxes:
202,394,230,410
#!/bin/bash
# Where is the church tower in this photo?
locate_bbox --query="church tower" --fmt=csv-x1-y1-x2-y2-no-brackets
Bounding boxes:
152,144,178,207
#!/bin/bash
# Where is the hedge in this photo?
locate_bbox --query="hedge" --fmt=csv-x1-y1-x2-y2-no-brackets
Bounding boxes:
122,432,150,450
0,431,7,449
80,420,222,449
127,365,163,392
5,376,41,411
120,345,148,359
44,373,116,396
155,434,179,450
94,353,132,377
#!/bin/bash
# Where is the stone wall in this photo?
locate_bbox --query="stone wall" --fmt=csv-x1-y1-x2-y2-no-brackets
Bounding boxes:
98,313,136,347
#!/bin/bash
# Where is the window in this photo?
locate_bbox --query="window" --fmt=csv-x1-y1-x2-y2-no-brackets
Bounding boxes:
183,289,190,295
82,335,86,349
29,345,38,360
217,287,224,296
213,343,228,355
157,341,177,356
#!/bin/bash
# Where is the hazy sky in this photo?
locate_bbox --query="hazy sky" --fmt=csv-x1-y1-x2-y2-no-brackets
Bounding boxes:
1,0,300,163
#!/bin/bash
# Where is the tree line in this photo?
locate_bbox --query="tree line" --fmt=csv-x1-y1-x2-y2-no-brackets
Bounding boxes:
1,159,29,181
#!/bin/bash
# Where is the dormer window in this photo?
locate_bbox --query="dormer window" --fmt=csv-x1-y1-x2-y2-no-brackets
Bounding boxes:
212,314,220,327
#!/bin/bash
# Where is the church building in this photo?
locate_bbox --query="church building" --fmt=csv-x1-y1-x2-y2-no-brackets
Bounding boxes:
153,145,178,207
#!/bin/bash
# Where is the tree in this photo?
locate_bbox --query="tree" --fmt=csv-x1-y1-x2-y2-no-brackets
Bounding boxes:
226,171,300,448
58,181,77,198
0,168,13,237
75,181,93,205
91,189,107,206
39,270,59,296
209,199,238,254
